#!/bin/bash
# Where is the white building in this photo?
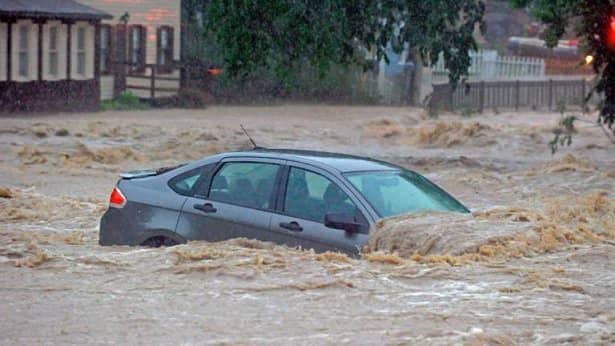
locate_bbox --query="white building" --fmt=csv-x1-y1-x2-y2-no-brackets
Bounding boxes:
0,0,183,113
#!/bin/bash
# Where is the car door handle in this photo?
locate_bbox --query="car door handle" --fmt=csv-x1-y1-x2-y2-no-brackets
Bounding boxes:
279,221,303,232
194,203,217,213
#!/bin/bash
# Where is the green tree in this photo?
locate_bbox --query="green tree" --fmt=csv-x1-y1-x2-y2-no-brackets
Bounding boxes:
199,0,615,138
204,0,485,87
511,0,615,137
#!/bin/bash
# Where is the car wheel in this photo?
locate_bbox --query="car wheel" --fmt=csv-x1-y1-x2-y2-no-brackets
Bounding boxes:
142,236,179,248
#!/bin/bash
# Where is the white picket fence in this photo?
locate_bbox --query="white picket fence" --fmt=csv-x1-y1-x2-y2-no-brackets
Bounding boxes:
433,50,545,81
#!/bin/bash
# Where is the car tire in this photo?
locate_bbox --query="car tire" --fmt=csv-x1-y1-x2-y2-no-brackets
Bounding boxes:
142,236,179,248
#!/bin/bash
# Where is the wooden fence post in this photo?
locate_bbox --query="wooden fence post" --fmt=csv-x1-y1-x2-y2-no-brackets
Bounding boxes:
581,78,586,107
150,65,156,99
479,81,485,113
548,79,553,111
515,80,520,110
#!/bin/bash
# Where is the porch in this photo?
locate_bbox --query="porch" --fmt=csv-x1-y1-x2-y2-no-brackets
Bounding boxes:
0,0,112,112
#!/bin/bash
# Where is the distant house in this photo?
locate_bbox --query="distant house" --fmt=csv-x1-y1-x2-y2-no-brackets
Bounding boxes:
0,0,112,112
0,0,182,113
77,0,182,100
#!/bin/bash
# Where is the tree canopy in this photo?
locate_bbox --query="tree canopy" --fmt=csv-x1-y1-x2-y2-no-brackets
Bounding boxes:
204,0,484,86
197,0,614,135
511,0,615,135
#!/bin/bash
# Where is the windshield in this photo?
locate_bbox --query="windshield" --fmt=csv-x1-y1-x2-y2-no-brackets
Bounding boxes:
345,170,469,218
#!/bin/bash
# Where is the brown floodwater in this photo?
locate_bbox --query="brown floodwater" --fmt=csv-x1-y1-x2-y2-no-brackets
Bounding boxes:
0,106,614,345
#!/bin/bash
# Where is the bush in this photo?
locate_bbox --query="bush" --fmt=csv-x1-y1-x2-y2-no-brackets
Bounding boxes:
176,89,207,108
145,89,208,109
209,63,380,104
101,91,150,111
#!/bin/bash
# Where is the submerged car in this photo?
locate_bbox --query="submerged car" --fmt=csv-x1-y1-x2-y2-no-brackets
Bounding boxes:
99,149,469,254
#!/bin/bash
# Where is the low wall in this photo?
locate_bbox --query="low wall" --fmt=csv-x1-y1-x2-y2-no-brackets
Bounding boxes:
0,80,99,113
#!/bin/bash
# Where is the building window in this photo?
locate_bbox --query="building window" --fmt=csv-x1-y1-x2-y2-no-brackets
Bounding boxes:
48,26,59,76
157,26,173,72
100,25,112,74
18,25,29,77
76,27,86,75
129,25,145,73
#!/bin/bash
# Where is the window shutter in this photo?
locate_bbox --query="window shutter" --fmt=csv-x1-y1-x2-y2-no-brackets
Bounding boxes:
42,24,49,79
128,26,134,71
156,26,161,68
87,25,95,79
110,25,117,67
0,23,6,81
58,24,67,80
70,24,76,78
139,25,146,73
157,26,174,73
29,22,38,81
107,25,114,73
167,26,174,68
156,27,165,72
99,25,112,75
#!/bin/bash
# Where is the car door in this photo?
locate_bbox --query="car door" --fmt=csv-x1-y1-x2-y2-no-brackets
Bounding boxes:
270,164,370,254
175,158,285,243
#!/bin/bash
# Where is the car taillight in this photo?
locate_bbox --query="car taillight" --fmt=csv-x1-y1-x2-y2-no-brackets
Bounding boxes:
109,187,126,208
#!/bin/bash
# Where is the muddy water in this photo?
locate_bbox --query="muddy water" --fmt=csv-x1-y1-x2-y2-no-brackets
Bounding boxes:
0,107,614,344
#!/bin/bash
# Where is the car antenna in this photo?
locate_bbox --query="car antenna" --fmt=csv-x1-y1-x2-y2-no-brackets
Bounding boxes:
240,124,263,150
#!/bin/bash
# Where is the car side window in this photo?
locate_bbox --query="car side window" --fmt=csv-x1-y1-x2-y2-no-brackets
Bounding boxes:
283,167,360,224
169,167,203,196
208,162,280,209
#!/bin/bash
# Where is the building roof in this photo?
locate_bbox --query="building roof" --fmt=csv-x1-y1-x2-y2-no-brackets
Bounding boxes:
0,0,112,20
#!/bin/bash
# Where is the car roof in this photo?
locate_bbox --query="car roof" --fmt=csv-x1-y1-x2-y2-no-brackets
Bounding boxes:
221,148,401,173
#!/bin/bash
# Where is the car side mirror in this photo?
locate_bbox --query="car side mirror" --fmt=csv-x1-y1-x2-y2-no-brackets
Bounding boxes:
324,213,361,233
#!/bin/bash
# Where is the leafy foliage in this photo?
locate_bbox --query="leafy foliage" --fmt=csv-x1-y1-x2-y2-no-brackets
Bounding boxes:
210,62,380,104
176,89,208,108
201,0,485,87
183,0,380,102
550,114,576,154
101,92,149,111
511,0,615,137
190,0,615,138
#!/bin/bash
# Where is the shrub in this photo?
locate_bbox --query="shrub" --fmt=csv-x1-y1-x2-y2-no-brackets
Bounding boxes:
101,91,150,111
176,89,207,108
